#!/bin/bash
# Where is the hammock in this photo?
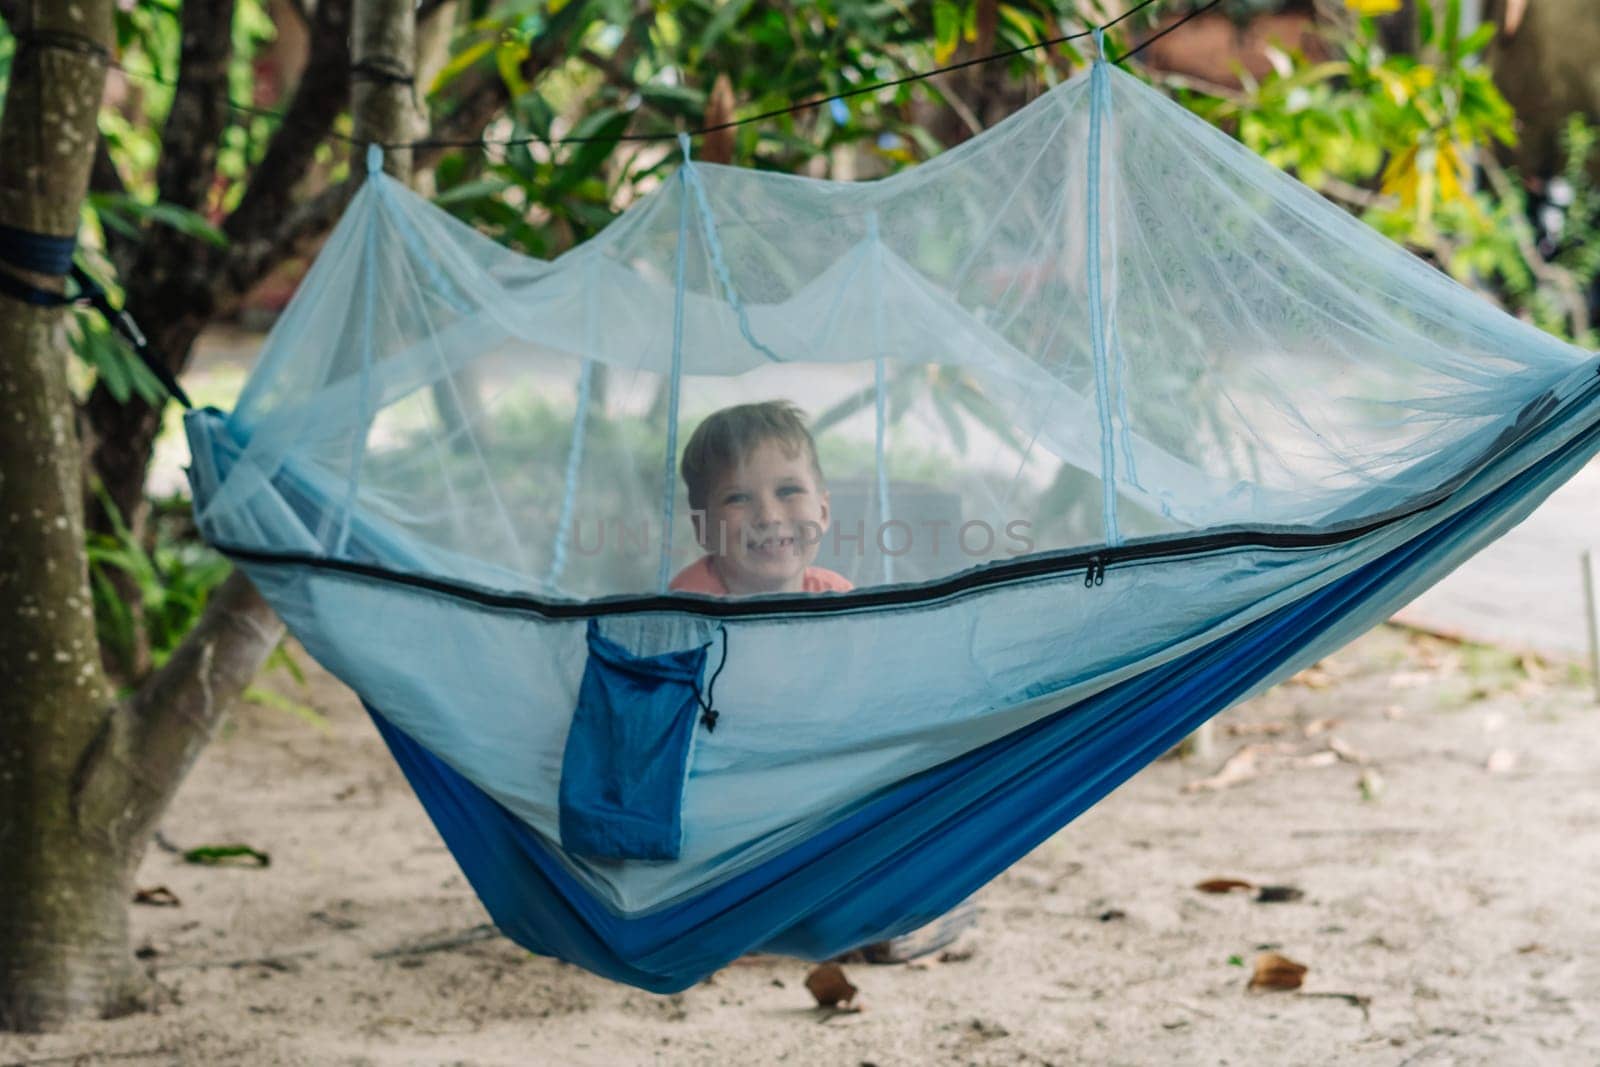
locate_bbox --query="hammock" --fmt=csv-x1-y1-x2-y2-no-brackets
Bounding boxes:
184,57,1600,992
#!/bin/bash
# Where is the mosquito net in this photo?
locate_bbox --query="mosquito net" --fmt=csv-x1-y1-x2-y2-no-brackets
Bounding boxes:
195,61,1585,602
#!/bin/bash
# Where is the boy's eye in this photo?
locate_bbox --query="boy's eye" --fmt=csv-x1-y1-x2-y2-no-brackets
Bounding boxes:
722,492,749,506
777,485,805,497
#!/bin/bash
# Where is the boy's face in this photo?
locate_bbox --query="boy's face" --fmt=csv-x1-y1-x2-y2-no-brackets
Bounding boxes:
696,439,831,595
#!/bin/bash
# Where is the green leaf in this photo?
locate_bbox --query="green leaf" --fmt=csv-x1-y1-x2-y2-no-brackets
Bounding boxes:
495,39,531,99
933,1,961,64
265,641,308,686
244,684,330,733
1458,22,1495,58
698,0,755,55
182,844,271,868
553,109,631,196
996,4,1041,46
430,36,497,96
433,177,513,206
85,193,228,247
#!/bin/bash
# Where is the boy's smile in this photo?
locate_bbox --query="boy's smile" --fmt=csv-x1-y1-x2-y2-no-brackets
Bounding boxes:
696,440,831,595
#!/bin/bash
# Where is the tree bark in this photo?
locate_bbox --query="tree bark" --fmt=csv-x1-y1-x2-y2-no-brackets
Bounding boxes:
0,0,138,1032
1485,0,1600,182
0,0,418,1033
353,0,422,181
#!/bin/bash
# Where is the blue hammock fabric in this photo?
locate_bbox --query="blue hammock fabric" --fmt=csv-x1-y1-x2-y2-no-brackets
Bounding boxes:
184,56,1600,992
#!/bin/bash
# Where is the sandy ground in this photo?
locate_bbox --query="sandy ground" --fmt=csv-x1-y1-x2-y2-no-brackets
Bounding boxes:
3,624,1598,1067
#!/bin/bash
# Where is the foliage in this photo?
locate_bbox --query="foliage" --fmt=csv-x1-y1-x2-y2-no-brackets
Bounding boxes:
1187,0,1510,227
86,491,232,681
426,2,1144,255
1180,0,1596,344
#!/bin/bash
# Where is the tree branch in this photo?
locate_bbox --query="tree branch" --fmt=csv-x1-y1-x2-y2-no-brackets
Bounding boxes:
217,0,353,299
154,1,238,215
1481,155,1592,338
116,573,285,864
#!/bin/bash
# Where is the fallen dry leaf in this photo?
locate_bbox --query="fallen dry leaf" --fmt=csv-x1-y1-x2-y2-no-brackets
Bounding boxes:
1195,878,1255,894
133,886,181,907
1225,721,1289,738
1182,743,1285,793
1289,667,1333,689
1248,952,1308,991
1303,717,1341,737
804,962,859,1008
1293,750,1340,769
1254,885,1304,904
1326,737,1368,765
1358,768,1385,801
1387,670,1436,690
1486,749,1518,774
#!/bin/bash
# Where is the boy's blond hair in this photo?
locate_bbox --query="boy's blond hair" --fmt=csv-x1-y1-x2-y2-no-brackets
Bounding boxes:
681,401,825,512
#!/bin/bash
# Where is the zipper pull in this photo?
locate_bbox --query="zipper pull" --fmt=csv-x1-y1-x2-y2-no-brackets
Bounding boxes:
1085,556,1101,588
1095,557,1106,586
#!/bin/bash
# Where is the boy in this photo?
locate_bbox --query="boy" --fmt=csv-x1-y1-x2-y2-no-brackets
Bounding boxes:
669,401,977,963
670,401,853,596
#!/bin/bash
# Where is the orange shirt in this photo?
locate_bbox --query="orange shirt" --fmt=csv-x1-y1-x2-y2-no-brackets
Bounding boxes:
668,556,854,596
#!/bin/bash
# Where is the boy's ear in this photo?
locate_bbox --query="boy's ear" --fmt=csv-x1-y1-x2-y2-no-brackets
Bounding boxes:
818,489,831,531
690,508,708,548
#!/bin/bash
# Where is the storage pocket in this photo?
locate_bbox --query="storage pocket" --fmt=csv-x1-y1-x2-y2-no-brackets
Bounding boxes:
558,620,711,861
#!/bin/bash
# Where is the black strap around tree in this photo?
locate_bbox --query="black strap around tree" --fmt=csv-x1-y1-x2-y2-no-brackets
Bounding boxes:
0,223,191,409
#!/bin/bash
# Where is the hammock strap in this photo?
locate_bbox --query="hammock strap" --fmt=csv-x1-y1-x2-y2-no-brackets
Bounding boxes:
679,142,784,364
866,212,895,584
658,136,694,591
1086,37,1122,548
0,224,191,408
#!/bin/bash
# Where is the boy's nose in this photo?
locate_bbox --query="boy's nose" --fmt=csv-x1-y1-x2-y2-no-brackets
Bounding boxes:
753,495,782,525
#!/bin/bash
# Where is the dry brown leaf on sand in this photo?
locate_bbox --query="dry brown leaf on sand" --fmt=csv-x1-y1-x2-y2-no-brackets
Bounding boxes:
805,963,860,1009
1253,885,1305,904
1248,952,1308,991
1289,666,1333,689
1195,878,1255,894
133,886,181,907
1224,721,1289,738
1302,717,1341,737
1182,743,1288,793
1326,736,1369,765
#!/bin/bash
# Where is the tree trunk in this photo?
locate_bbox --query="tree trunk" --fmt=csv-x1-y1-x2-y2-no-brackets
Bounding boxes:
0,0,418,1033
1485,0,1600,182
0,0,139,1031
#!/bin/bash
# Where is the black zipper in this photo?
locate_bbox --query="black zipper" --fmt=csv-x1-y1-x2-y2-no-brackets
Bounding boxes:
207,363,1600,622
